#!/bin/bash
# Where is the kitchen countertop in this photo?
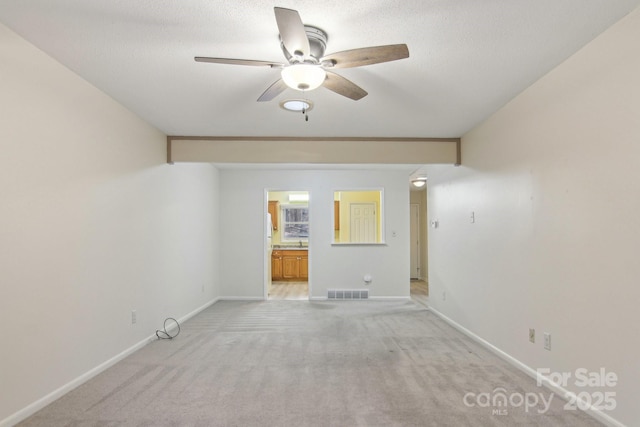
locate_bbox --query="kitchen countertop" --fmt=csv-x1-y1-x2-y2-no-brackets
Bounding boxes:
272,246,308,250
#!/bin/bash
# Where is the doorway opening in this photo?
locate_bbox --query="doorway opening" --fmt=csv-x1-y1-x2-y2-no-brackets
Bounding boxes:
266,190,310,300
410,184,429,302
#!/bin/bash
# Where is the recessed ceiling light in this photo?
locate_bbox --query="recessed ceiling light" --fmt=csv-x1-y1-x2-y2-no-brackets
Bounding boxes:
280,99,313,113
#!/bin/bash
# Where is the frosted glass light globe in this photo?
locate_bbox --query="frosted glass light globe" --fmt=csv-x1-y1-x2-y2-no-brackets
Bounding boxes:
281,64,326,91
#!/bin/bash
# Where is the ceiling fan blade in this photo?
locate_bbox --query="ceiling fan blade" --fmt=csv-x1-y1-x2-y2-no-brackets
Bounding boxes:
195,57,284,68
257,78,289,102
274,7,310,58
323,72,368,101
321,44,409,69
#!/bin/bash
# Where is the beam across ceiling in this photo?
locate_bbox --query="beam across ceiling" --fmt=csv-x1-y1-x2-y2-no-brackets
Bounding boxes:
167,136,461,166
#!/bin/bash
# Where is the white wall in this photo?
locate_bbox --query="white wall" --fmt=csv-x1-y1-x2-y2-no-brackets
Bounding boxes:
427,7,640,426
0,24,220,424
219,168,410,299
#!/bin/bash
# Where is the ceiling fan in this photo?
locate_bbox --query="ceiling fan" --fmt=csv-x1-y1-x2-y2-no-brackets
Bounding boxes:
195,7,409,102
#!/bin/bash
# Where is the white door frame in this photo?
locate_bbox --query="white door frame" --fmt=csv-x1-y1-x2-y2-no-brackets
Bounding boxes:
410,203,421,279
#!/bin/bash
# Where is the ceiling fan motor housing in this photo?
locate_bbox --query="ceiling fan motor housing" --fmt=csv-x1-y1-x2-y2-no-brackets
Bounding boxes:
281,25,327,63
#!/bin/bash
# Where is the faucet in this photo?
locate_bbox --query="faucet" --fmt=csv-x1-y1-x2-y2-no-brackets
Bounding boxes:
299,240,302,248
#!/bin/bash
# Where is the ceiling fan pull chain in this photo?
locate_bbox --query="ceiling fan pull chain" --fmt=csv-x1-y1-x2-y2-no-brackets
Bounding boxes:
302,89,306,115
302,90,309,122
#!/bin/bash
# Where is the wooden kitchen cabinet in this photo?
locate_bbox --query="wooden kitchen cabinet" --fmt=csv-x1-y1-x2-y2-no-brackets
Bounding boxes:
299,255,308,279
268,201,279,230
271,251,283,280
272,250,307,281
282,256,298,279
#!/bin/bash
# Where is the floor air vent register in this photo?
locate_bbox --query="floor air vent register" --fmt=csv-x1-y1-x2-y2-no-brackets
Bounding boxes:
327,289,369,300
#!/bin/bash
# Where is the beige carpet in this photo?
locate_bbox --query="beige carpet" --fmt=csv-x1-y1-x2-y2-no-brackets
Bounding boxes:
19,300,603,426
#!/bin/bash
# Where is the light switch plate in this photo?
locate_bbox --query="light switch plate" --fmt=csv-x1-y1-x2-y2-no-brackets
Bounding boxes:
544,333,551,350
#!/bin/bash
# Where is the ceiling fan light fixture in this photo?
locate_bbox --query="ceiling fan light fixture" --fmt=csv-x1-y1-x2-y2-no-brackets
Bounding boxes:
281,64,326,91
280,99,313,113
195,8,408,102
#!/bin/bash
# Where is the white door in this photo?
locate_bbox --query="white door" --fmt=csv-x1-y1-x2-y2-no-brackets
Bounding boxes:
410,203,420,279
350,203,376,243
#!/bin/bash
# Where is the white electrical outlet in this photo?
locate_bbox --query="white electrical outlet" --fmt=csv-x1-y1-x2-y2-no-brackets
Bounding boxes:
470,211,475,223
544,332,551,350
529,328,535,343
442,291,446,301
131,310,137,325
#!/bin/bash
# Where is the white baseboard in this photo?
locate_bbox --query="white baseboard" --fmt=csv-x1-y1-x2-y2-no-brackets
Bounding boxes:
1,297,220,427
427,307,626,427
0,334,155,427
218,296,264,301
369,296,411,301
175,297,219,324
308,296,411,302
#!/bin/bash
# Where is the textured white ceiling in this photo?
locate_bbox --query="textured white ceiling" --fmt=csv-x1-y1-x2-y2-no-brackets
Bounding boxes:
1,0,639,139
